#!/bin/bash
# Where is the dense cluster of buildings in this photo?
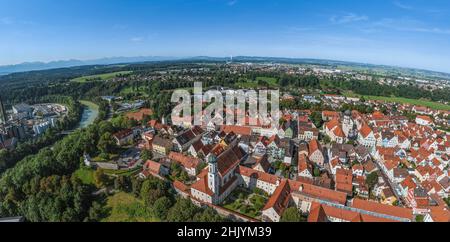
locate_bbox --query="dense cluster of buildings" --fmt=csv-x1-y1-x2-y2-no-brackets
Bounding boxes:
0,98,67,150
112,90,449,222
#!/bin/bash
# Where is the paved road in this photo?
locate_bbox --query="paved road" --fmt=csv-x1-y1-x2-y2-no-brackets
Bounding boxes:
373,158,407,207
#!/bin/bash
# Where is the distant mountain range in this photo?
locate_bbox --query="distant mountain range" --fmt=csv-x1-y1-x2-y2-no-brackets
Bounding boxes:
1,56,449,81
0,56,181,75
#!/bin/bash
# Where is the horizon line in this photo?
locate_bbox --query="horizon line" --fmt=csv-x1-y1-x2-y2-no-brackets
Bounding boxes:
1,55,450,77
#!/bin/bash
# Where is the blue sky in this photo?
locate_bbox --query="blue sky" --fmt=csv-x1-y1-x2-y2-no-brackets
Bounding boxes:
1,0,450,72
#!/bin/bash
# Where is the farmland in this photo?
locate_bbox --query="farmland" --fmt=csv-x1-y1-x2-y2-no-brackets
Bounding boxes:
71,71,132,83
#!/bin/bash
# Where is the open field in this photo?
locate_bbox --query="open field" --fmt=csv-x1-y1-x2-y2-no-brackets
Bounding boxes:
344,92,450,111
73,167,95,185
102,192,159,222
71,71,132,83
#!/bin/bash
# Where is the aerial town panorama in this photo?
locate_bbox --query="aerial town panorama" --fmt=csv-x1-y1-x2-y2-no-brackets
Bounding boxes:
0,0,449,230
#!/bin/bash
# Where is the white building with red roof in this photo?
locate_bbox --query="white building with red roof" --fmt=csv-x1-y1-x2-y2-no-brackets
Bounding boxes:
416,115,434,126
358,123,376,148
308,139,325,167
190,145,246,205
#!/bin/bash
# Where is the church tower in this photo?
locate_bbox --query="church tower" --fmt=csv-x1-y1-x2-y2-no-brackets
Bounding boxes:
342,110,353,138
207,154,220,195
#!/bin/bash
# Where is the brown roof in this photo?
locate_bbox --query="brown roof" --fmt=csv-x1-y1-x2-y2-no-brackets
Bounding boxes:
152,136,173,149
252,155,271,172
216,145,245,176
113,129,133,139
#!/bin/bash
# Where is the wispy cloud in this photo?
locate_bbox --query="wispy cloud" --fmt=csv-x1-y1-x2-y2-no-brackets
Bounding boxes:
393,1,447,16
330,13,369,24
367,17,450,35
227,0,238,6
130,37,144,42
393,1,413,10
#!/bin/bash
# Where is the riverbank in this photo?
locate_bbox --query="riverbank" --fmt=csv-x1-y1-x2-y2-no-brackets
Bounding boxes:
77,100,99,129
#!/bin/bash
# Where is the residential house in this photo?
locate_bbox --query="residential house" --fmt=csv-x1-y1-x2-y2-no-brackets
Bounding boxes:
152,136,173,156
309,139,325,167
113,129,134,146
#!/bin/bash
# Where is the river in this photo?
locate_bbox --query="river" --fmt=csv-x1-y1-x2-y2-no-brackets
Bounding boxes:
76,100,99,129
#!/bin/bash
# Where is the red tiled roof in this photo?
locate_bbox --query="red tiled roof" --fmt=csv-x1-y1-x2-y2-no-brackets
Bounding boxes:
308,203,328,222
126,108,153,122
336,168,353,194
428,206,450,222
220,125,252,136
352,198,413,220
143,160,161,175
169,152,201,169
309,202,397,222
262,180,291,216
333,126,345,138
325,118,340,130
237,166,279,185
372,111,385,120
359,123,373,138
191,171,214,196
309,139,321,154
289,180,348,205
416,115,433,123
173,180,190,193
323,111,340,118
298,154,312,173
401,176,417,190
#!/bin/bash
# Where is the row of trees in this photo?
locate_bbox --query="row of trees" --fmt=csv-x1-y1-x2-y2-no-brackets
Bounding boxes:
100,175,226,222
0,127,96,220
0,113,130,221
